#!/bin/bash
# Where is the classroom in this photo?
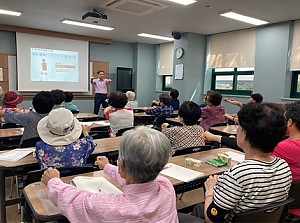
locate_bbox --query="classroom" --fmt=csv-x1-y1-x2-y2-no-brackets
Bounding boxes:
0,0,300,222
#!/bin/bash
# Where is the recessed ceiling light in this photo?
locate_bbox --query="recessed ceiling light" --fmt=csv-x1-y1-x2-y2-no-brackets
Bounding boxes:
61,19,114,31
0,9,22,16
138,33,174,41
220,12,269,26
166,0,196,6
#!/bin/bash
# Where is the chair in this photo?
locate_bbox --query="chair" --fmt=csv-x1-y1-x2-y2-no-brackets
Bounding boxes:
116,127,134,136
71,110,80,114
20,137,41,148
210,122,228,127
289,180,300,209
154,114,178,130
172,145,212,157
178,213,204,223
133,108,145,113
233,197,294,222
288,180,300,215
21,166,94,222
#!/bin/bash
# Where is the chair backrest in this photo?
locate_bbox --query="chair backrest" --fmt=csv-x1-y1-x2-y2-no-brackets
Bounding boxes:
116,127,134,137
133,108,145,113
71,110,80,114
155,114,178,128
289,180,300,209
172,145,212,157
24,166,94,186
210,122,228,127
1,123,22,129
234,197,294,223
20,137,41,148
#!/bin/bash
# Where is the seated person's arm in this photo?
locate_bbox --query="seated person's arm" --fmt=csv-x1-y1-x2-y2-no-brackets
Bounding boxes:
201,131,222,143
204,175,231,223
223,98,243,108
95,156,126,186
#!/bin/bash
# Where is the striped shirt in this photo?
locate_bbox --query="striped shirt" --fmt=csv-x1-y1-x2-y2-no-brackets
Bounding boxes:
164,125,205,150
48,164,179,223
3,110,47,144
213,157,292,222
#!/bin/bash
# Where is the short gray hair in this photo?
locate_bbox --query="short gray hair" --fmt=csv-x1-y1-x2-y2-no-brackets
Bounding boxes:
119,126,171,183
125,91,135,101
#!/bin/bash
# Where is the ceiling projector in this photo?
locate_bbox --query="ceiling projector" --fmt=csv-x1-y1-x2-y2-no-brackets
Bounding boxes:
82,9,107,21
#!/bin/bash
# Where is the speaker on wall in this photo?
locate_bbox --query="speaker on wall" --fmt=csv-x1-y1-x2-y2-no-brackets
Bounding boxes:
172,32,181,40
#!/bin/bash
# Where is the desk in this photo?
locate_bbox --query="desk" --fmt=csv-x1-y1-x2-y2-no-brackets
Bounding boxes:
74,113,100,122
0,128,23,139
209,125,237,136
23,148,242,221
0,136,121,222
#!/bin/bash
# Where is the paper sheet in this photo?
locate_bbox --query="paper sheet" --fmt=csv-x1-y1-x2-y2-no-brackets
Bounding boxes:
71,176,123,194
0,149,34,161
79,121,110,127
225,151,245,162
160,163,204,182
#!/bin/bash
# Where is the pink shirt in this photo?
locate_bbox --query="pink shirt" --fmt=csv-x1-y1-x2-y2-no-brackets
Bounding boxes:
93,78,110,94
271,139,300,181
47,164,179,223
200,105,225,131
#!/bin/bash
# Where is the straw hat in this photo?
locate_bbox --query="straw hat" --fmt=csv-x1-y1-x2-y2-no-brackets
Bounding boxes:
3,91,23,106
37,108,82,146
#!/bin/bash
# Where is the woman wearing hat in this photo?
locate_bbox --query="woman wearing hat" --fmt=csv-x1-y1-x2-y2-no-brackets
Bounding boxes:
35,108,96,169
2,91,24,108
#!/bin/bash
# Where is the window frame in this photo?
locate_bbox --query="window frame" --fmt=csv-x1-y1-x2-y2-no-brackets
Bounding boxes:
211,68,254,95
162,75,173,91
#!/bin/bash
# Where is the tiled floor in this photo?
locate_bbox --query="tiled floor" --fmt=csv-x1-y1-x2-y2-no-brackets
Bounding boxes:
5,177,204,223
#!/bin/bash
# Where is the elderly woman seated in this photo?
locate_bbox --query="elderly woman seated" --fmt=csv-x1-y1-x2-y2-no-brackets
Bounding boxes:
192,103,292,223
41,126,179,223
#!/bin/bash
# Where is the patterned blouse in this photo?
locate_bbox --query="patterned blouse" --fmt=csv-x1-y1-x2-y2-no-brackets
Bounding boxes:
164,125,205,150
35,136,95,169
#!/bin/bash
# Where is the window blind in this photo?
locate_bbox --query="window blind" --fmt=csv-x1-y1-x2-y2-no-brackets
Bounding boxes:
209,29,256,68
290,20,300,71
158,42,173,75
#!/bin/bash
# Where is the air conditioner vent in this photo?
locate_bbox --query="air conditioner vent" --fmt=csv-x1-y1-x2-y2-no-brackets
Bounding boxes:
101,0,169,16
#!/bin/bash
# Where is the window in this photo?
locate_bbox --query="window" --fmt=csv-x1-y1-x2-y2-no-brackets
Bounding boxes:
290,71,300,98
211,67,254,95
162,75,173,91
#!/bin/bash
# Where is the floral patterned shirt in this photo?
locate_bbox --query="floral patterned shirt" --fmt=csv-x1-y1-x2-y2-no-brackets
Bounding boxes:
35,136,95,169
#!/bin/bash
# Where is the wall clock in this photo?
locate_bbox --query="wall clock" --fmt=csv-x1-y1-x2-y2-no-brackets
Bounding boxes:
175,47,184,59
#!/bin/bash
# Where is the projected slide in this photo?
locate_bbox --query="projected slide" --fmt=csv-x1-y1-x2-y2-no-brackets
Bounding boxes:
31,48,78,82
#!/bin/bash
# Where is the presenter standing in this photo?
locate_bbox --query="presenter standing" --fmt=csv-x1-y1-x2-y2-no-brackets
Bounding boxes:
91,70,112,115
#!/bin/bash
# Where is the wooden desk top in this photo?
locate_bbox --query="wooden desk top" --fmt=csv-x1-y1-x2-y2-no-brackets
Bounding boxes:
0,137,121,168
0,127,23,138
209,125,238,136
74,113,99,119
23,148,242,221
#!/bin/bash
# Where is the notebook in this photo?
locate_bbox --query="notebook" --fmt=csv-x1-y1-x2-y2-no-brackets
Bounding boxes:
0,148,34,162
70,176,123,194
160,163,204,182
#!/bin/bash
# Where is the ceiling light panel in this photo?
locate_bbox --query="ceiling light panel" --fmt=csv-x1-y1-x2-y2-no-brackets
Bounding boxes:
0,9,22,16
166,0,196,5
138,33,174,41
220,12,268,26
61,19,114,31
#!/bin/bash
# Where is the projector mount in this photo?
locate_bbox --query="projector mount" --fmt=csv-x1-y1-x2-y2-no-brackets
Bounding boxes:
82,9,107,21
